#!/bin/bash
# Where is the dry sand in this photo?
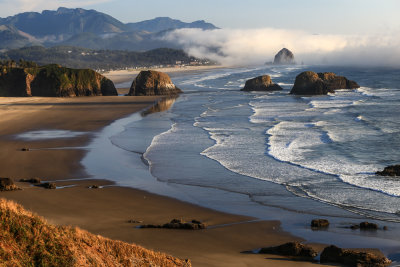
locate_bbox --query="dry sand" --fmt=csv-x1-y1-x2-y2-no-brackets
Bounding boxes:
0,94,335,266
103,65,224,85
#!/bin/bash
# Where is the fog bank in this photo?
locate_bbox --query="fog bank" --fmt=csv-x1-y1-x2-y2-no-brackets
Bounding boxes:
162,28,400,67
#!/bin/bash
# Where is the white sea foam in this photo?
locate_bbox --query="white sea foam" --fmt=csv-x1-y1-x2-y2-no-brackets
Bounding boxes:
15,130,87,140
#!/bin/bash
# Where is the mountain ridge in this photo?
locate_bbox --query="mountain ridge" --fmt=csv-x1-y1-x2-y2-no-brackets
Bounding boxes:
0,7,218,51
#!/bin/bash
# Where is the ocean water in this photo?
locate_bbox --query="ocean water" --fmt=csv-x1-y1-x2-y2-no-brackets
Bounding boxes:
83,65,400,250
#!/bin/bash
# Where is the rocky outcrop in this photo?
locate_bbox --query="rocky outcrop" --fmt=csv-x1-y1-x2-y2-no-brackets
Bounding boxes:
290,71,360,95
259,242,317,261
320,245,391,267
128,70,182,96
376,165,400,176
0,64,117,97
140,219,206,230
19,178,41,184
311,219,330,228
274,48,295,65
241,75,282,91
0,178,20,191
350,222,378,230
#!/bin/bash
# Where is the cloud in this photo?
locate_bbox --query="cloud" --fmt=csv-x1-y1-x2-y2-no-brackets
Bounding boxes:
162,28,400,67
0,0,113,17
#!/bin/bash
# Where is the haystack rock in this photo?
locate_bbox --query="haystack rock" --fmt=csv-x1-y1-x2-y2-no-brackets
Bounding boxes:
128,70,182,96
0,64,117,97
274,48,295,65
241,75,282,91
290,71,360,95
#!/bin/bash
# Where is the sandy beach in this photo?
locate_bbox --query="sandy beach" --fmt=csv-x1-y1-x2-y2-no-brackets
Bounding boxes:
0,86,370,266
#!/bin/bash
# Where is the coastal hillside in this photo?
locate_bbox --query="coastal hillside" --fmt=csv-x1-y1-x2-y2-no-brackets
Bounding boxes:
0,7,217,51
0,60,117,97
0,199,190,266
0,46,210,70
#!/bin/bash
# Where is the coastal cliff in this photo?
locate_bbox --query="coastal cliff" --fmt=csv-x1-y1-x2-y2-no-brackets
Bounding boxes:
0,64,117,97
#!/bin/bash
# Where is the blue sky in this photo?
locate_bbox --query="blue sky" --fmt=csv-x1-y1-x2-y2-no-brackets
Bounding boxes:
0,0,399,34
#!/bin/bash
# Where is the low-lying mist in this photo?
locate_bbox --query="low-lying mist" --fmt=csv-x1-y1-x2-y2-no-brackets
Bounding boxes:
162,28,400,67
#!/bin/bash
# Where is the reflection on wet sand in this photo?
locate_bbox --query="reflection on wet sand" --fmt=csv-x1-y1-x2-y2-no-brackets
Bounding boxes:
142,96,178,116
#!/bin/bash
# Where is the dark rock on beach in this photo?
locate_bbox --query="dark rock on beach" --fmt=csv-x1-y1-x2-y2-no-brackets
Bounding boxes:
241,75,282,91
37,182,57,189
274,48,295,65
290,71,360,95
140,219,206,230
376,164,400,176
311,219,329,228
320,245,391,267
259,242,317,261
0,178,20,191
350,222,378,230
128,70,182,96
0,64,117,97
19,177,41,184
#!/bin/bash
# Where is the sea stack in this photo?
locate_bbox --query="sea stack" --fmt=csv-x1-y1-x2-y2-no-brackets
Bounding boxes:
241,75,282,91
274,48,295,65
290,71,360,95
128,70,182,96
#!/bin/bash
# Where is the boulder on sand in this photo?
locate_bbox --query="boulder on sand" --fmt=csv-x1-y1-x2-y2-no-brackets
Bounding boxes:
259,242,317,261
128,70,182,96
320,245,391,267
311,219,330,228
0,178,20,191
241,75,282,91
290,71,360,95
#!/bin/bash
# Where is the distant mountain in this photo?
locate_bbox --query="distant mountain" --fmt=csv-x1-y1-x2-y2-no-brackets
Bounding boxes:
0,7,218,51
126,17,218,32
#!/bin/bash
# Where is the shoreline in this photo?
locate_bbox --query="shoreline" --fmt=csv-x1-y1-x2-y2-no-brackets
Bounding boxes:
0,95,333,266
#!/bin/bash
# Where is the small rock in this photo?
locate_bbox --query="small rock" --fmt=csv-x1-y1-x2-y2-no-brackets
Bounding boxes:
0,177,20,191
139,219,206,230
38,182,56,189
360,222,378,230
383,226,388,231
376,164,400,176
311,219,330,228
89,185,99,189
259,242,317,261
19,177,41,184
128,219,143,224
320,245,391,267
21,147,29,151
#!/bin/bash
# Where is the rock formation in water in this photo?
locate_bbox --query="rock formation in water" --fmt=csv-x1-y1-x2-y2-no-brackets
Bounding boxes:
274,48,295,65
0,64,117,97
320,245,391,267
241,75,282,91
258,242,317,261
128,70,182,96
376,164,400,176
290,71,360,95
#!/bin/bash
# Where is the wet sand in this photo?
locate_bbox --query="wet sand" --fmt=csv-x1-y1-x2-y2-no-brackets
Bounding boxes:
0,95,335,266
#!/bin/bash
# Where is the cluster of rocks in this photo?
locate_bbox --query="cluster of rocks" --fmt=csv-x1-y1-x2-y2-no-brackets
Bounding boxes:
376,164,400,176
139,219,206,230
253,241,391,266
0,178,21,191
20,177,56,189
320,245,391,267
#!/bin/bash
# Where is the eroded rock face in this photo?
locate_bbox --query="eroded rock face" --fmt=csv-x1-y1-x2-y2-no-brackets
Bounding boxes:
274,48,295,65
259,242,317,260
0,64,117,97
376,165,400,176
241,75,282,91
290,71,360,95
128,70,182,96
320,245,391,267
